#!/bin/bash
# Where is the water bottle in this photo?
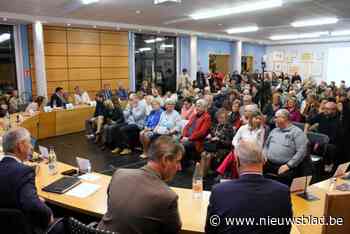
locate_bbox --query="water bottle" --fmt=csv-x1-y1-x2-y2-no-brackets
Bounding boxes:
192,162,203,199
4,112,10,130
48,146,58,175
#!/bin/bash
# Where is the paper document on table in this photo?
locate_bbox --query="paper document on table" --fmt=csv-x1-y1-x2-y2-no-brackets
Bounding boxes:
76,157,91,172
39,145,49,159
66,182,100,198
290,176,312,193
79,173,101,181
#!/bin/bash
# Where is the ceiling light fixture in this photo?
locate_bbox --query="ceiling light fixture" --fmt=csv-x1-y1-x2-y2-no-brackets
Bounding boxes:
154,0,181,4
160,44,174,48
145,37,164,43
330,30,350,37
226,26,259,34
139,47,152,52
190,0,283,20
93,25,97,28
81,0,99,5
291,17,338,27
66,23,71,27
3,17,7,21
270,31,329,40
136,10,142,14
0,33,11,43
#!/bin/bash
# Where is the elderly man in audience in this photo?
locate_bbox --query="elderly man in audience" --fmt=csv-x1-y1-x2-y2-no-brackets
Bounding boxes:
73,86,91,105
0,128,63,234
8,89,22,113
305,99,343,171
181,99,211,167
100,83,113,101
98,136,183,234
206,139,292,234
112,93,148,155
263,109,308,186
204,94,218,123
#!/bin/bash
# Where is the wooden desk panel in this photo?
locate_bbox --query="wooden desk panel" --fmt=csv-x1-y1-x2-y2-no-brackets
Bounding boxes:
55,107,94,136
20,114,39,139
38,111,56,139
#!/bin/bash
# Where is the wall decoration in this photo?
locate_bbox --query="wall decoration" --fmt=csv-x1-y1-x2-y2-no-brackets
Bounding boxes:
273,51,284,62
301,52,313,61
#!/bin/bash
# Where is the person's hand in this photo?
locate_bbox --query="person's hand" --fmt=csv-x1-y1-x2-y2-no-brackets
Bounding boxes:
211,136,219,141
181,137,189,143
39,196,46,203
278,164,290,175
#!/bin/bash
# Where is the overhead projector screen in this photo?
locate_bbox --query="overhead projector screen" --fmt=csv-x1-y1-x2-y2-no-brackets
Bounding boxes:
327,47,350,84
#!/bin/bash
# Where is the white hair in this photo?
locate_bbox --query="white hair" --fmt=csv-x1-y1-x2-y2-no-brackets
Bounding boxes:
234,139,263,166
2,127,31,153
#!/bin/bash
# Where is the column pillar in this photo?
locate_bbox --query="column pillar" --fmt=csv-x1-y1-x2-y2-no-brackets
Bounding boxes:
233,40,242,74
33,21,47,98
190,35,198,81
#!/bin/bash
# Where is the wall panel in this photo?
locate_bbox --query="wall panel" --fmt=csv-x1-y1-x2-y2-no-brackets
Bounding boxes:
67,44,100,56
67,29,100,44
46,69,68,81
101,45,128,57
45,56,67,69
101,67,129,79
69,68,100,80
68,56,100,68
44,30,67,43
45,43,67,56
100,32,128,45
101,56,129,67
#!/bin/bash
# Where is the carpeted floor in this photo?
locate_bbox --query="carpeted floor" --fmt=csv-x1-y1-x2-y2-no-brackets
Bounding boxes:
38,132,217,190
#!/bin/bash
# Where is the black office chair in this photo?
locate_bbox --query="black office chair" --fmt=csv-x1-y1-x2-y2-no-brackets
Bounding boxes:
66,217,118,234
0,208,33,234
307,132,330,180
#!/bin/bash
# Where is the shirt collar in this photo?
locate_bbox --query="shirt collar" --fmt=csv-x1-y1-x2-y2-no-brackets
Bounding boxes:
142,165,162,180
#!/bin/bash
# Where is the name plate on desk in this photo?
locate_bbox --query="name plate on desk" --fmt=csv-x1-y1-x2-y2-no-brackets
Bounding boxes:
89,101,97,107
43,106,53,112
65,103,74,110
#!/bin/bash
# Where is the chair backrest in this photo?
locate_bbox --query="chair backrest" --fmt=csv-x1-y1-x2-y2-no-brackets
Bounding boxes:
322,191,350,234
307,132,330,145
0,208,33,234
292,121,305,131
67,217,118,234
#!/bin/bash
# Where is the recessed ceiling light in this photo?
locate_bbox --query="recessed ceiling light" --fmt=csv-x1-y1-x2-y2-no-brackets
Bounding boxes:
116,26,120,31
93,25,97,28
291,17,338,27
138,29,142,32
3,17,7,21
226,26,259,34
190,0,283,20
154,0,181,4
218,23,223,26
136,10,142,14
330,30,350,37
0,33,11,43
67,23,71,27
81,0,99,5
269,31,329,40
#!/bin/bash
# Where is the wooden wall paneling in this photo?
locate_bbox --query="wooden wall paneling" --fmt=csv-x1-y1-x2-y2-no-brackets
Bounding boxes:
46,69,68,82
30,56,35,68
67,29,100,44
100,32,128,45
44,29,67,43
68,56,100,68
101,67,129,79
47,81,69,96
45,43,67,56
68,80,101,93
67,44,100,56
45,56,68,69
101,57,128,67
100,45,128,57
69,68,100,81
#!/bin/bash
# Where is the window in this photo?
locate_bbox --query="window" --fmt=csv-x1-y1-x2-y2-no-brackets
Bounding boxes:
0,25,17,94
135,34,177,94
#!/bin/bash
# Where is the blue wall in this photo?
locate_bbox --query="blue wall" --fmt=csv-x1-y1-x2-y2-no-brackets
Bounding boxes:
242,42,266,72
19,24,32,96
197,38,235,73
179,36,190,72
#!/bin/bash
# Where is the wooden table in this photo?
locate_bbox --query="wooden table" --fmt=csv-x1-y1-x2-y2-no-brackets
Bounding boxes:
36,161,320,234
2,105,95,139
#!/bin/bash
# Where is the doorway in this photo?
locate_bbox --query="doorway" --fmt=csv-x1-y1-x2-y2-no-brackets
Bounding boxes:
209,54,230,75
241,56,254,73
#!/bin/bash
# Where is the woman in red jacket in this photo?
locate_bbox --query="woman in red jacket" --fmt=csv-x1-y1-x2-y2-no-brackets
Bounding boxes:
181,99,212,166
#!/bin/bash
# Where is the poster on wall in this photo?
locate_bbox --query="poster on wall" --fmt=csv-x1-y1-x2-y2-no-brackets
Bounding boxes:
274,62,283,71
301,52,313,62
273,51,284,62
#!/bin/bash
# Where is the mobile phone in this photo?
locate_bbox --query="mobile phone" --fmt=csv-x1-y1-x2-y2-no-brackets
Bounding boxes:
61,169,78,176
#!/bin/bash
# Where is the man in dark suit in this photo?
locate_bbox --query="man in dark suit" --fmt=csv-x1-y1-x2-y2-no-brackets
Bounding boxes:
100,83,113,100
98,136,184,234
0,127,55,233
206,139,293,234
50,87,67,108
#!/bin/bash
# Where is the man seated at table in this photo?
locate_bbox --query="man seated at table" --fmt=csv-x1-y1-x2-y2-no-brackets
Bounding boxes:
86,93,105,140
98,136,183,234
0,127,62,233
263,109,308,186
206,139,292,234
50,87,67,108
8,89,22,113
73,86,91,105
